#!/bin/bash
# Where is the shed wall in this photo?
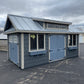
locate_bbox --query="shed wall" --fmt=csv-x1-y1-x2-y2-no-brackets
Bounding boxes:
24,34,49,68
8,33,79,69
8,33,21,67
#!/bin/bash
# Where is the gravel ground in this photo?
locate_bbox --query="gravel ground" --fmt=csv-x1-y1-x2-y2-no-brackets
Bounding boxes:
0,45,84,84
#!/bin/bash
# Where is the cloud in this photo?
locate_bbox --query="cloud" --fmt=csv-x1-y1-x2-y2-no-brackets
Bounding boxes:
0,0,84,28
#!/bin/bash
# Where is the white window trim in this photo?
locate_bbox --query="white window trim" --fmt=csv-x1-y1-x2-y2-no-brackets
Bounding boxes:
29,34,46,52
68,35,77,47
43,23,45,29
46,23,68,30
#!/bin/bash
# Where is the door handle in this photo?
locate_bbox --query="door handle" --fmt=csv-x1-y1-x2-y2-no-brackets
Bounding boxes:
49,50,53,52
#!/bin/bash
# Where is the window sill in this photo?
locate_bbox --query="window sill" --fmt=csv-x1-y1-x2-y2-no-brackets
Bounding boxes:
68,47,78,50
29,50,47,55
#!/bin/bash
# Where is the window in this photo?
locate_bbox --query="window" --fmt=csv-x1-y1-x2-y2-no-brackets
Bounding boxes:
68,35,77,47
69,35,72,46
73,35,76,46
30,34,37,50
29,34,45,51
37,21,68,29
47,23,68,29
38,34,44,49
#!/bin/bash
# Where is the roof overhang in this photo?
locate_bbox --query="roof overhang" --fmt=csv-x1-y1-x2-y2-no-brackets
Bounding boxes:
8,14,72,25
4,30,80,35
33,18,72,25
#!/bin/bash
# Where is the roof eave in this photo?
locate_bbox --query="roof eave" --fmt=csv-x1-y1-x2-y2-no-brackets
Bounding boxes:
7,14,72,25
33,19,72,25
4,30,80,35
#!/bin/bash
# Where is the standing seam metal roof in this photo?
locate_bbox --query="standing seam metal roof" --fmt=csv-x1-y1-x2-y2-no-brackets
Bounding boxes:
4,14,80,34
9,15,44,31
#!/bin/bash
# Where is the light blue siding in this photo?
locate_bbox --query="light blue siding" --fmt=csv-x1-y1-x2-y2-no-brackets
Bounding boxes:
9,43,19,65
24,34,49,68
50,35,65,61
29,50,47,55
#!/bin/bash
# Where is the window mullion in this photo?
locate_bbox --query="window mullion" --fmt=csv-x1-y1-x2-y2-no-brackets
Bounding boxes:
76,35,77,46
43,23,45,28
72,35,73,46
44,34,45,49
29,34,30,52
37,34,38,50
47,23,48,28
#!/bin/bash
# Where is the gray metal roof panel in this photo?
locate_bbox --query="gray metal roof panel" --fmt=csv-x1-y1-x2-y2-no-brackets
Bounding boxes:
9,15,45,31
9,16,21,30
5,27,16,32
6,14,79,34
15,16,26,30
8,14,72,25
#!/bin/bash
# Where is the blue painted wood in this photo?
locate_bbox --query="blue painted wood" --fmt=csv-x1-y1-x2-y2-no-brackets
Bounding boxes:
9,43,18,65
68,47,78,50
23,34,49,68
50,35,65,61
29,50,47,55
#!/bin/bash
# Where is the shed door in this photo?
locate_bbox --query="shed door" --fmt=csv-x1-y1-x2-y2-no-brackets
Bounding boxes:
50,35,65,61
9,35,19,65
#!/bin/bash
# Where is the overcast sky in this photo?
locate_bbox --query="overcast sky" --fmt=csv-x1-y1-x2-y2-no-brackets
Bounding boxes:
0,0,84,28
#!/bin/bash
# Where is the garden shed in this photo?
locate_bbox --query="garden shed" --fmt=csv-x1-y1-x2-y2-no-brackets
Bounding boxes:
4,14,79,69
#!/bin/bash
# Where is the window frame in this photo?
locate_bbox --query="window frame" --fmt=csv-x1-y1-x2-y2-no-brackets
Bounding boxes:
45,23,68,29
68,34,77,47
30,34,37,51
29,34,45,52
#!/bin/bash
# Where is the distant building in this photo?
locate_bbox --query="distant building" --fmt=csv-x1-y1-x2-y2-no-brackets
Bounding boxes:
0,29,7,51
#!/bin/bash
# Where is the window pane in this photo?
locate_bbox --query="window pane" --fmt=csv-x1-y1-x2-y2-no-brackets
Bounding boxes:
73,35,76,46
38,34,44,49
30,34,37,50
47,23,68,29
69,35,72,46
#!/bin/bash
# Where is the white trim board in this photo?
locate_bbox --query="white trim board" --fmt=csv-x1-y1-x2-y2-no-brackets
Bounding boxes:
29,34,46,52
21,34,24,69
49,36,50,60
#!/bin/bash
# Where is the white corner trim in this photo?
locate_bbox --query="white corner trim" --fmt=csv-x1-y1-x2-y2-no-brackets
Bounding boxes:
49,36,50,60
64,36,66,57
21,34,24,69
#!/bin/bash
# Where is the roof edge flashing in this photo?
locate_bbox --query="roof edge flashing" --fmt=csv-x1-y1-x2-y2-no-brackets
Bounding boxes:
7,14,72,25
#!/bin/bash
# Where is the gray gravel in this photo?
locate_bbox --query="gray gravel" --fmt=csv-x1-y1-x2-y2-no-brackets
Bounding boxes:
0,44,84,84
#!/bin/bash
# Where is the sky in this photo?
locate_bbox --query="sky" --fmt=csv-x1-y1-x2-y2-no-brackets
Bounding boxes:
0,0,84,29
